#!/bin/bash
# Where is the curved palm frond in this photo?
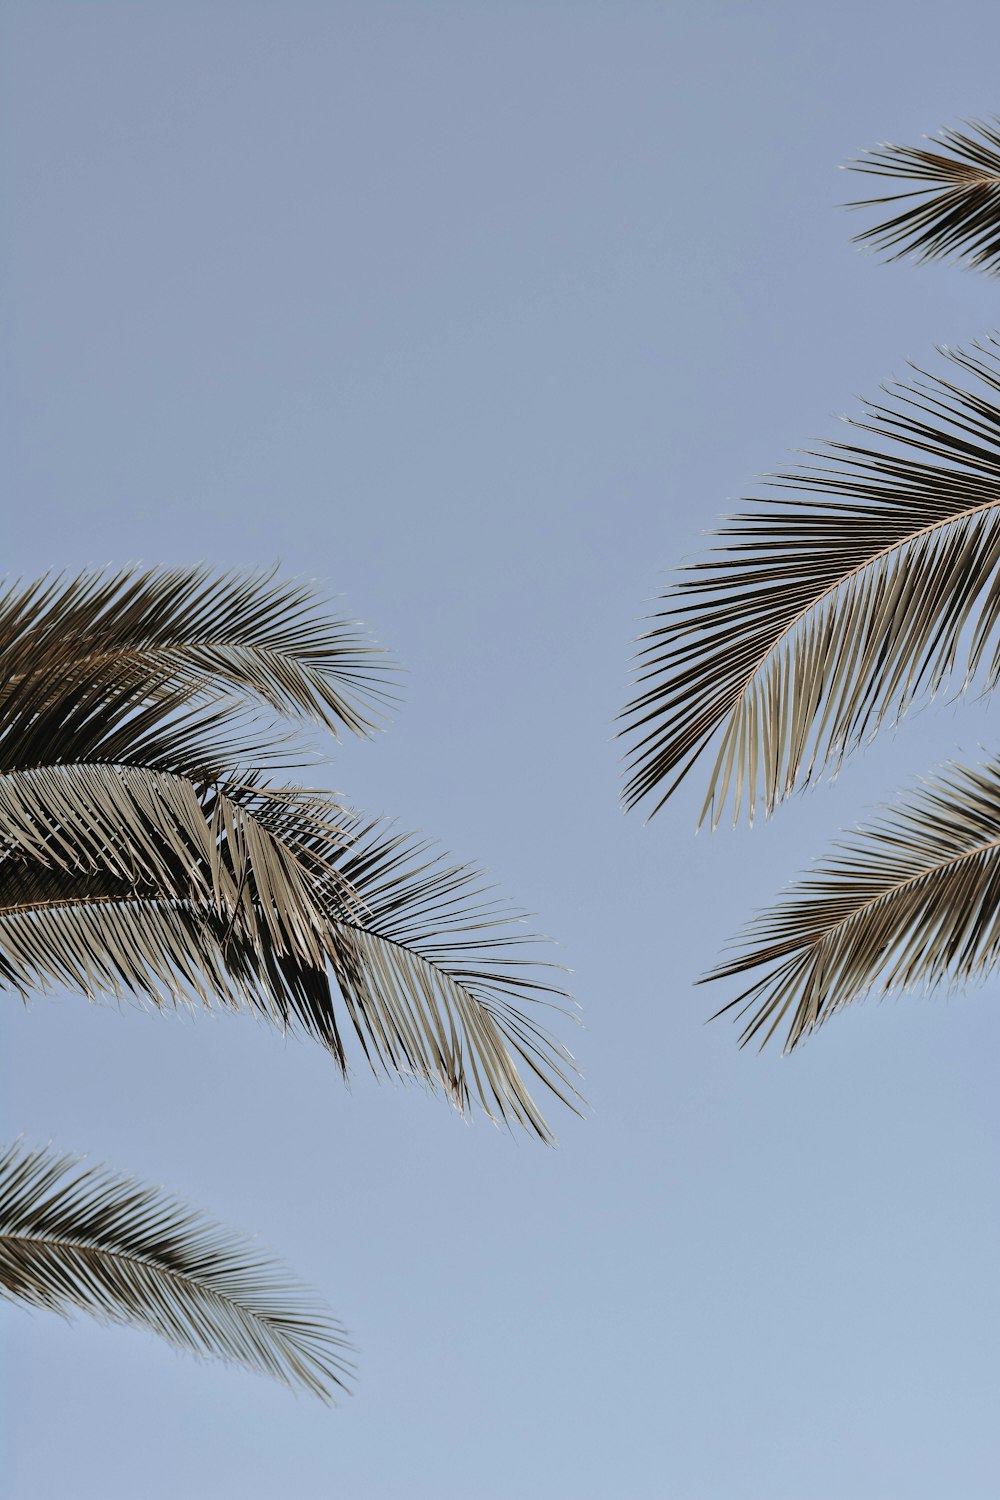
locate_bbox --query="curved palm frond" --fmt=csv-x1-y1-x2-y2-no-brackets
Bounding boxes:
0,865,352,1058
0,566,395,753
0,818,580,1142
0,1140,352,1399
846,118,1000,274
706,757,1000,1052
0,762,358,963
324,819,580,1142
621,337,1000,826
0,564,579,1139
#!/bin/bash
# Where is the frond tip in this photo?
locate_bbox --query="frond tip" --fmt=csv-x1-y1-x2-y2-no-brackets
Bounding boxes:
0,1140,353,1399
621,336,1000,826
706,757,1000,1052
326,818,583,1143
846,117,1000,274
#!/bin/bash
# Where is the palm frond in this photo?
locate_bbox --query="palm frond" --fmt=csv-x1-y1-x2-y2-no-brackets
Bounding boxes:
0,761,363,961
0,682,306,782
0,822,580,1141
621,337,1000,825
324,819,581,1143
0,865,351,1061
706,757,1000,1052
846,118,1000,273
0,564,578,1138
0,566,395,753
0,1140,352,1399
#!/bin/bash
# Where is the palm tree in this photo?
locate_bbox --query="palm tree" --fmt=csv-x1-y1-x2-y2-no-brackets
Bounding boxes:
621,117,1000,1053
2,565,578,1396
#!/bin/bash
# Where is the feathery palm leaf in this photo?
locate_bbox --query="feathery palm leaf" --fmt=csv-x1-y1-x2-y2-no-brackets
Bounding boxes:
0,566,394,758
0,864,353,1056
622,337,1000,825
0,566,577,1139
326,819,579,1139
0,824,579,1141
846,118,1000,274
706,758,1000,1052
0,1140,352,1399
0,762,359,963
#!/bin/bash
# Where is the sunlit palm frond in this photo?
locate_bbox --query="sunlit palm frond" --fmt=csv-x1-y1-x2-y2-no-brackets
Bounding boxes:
846,118,1000,273
0,817,579,1141
0,1140,352,1399
0,564,578,1138
0,761,362,961
706,757,1000,1052
0,566,395,749
621,337,1000,825
323,819,581,1143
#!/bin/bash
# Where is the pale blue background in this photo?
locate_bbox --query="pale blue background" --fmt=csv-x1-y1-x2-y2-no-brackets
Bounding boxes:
3,3,1000,1497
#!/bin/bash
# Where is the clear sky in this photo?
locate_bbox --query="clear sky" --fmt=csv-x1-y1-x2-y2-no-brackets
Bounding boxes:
3,3,1000,1497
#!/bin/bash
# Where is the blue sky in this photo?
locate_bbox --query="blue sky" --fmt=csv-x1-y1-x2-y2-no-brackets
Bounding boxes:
3,3,1000,1496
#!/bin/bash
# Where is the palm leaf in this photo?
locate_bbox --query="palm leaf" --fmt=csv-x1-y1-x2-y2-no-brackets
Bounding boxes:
0,865,352,1061
706,757,1000,1052
324,819,581,1142
0,566,395,753
621,337,1000,825
0,761,365,978
0,1140,352,1399
0,565,578,1138
846,118,1000,273
0,822,579,1142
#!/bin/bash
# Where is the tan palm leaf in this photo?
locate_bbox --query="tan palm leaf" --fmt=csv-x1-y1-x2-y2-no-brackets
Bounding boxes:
2,566,578,1140
621,338,1000,827
0,1140,352,1400
706,758,1000,1052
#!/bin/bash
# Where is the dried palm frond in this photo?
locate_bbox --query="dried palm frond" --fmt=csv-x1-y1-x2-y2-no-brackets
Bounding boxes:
0,1140,352,1399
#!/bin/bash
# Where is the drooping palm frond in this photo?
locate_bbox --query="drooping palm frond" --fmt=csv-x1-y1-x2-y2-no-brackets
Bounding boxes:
0,567,578,1140
846,118,1000,274
0,819,580,1142
705,757,1000,1052
0,864,352,1059
0,762,358,965
0,1140,352,1399
0,565,578,1139
621,337,1000,826
322,819,580,1142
